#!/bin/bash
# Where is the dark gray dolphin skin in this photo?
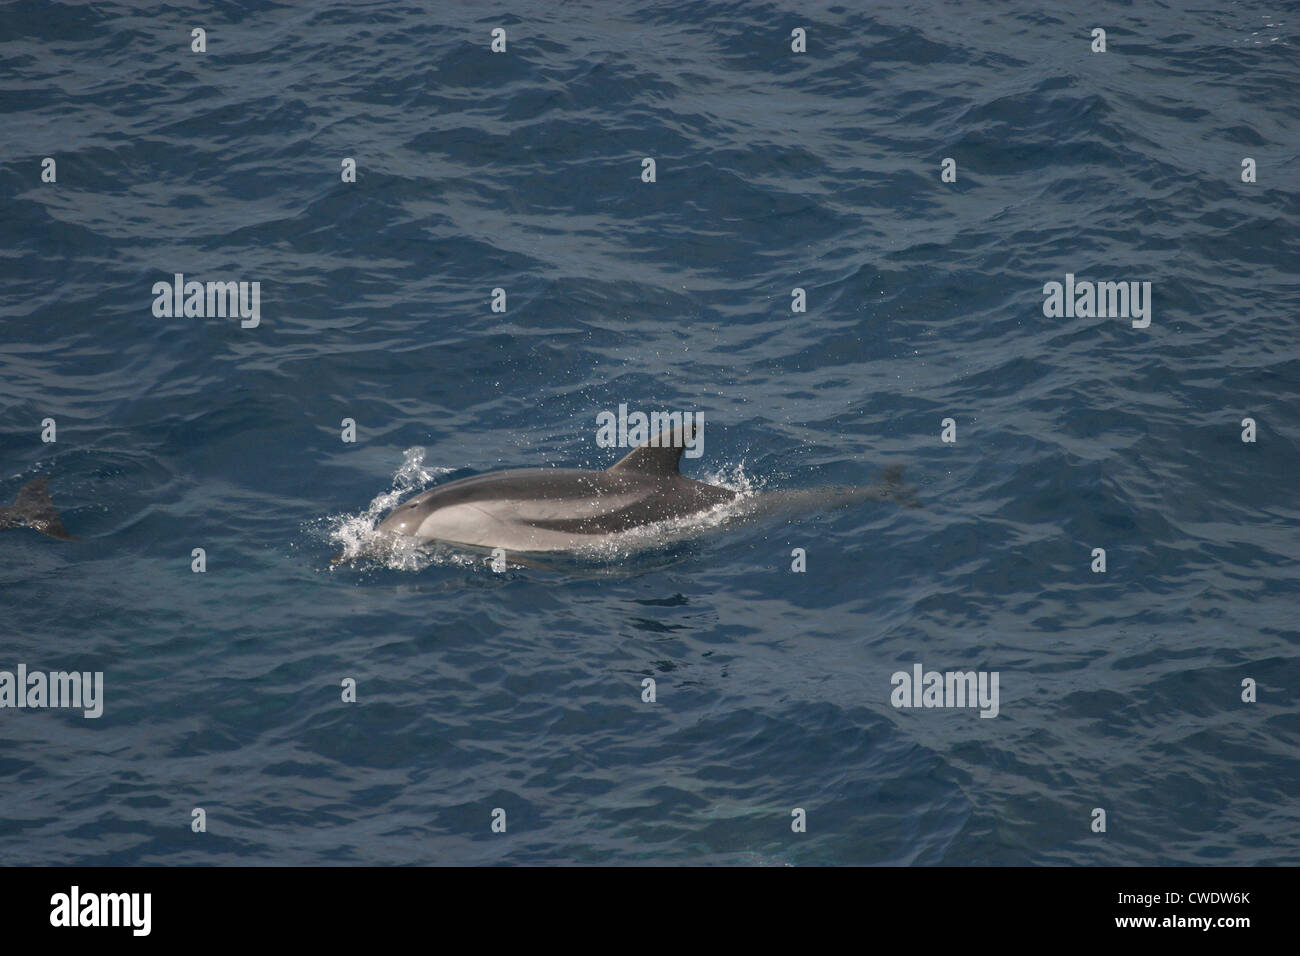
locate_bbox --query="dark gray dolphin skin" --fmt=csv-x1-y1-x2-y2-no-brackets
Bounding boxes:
368,422,734,555
0,477,76,541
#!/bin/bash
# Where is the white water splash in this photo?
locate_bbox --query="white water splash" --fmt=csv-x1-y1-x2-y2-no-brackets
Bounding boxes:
323,447,456,571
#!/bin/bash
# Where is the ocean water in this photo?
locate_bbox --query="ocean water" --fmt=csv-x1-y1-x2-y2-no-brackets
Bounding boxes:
1,0,1297,866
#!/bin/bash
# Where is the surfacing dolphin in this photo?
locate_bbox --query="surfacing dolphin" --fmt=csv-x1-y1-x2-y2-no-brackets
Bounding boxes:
339,423,917,562
0,477,76,541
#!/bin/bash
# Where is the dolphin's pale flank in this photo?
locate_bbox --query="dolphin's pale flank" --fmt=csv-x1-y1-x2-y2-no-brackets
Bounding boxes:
0,477,76,541
373,423,733,554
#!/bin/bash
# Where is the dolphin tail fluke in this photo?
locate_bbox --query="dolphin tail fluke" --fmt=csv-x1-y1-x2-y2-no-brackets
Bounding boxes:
5,477,78,540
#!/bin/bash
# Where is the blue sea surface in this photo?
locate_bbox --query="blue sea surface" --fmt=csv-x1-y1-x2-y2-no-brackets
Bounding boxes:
1,0,1297,865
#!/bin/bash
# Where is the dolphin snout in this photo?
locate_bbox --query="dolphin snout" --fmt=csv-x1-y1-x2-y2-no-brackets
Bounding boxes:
377,502,417,535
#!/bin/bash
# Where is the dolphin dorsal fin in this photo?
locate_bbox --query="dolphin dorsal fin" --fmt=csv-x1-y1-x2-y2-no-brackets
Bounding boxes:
607,423,696,476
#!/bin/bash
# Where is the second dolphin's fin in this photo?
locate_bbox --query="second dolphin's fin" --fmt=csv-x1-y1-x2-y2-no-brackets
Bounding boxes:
0,477,77,540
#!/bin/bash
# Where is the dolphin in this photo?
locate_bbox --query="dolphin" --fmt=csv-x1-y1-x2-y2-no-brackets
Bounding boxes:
340,423,918,561
0,477,76,541
369,423,733,555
